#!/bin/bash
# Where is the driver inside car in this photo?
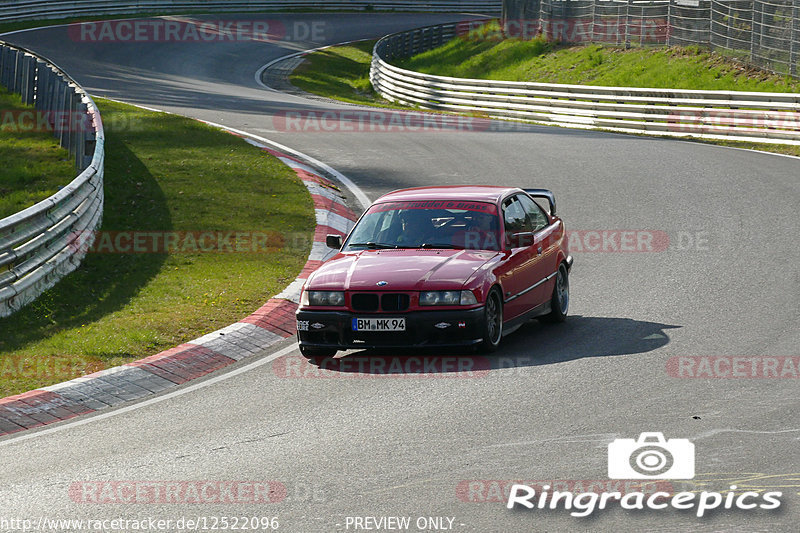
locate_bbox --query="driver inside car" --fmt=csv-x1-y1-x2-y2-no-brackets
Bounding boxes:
396,210,437,247
454,212,499,250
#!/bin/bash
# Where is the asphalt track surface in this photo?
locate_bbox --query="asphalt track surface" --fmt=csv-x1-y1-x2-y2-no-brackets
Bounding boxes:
2,13,799,533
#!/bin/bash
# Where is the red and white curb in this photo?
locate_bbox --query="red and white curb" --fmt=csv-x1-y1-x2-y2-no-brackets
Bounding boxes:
0,144,358,437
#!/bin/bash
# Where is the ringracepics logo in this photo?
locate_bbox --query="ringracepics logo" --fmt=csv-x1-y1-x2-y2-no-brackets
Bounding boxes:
608,433,694,480
507,433,783,517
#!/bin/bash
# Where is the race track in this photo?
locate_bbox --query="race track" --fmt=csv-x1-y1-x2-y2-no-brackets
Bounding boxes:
2,13,799,532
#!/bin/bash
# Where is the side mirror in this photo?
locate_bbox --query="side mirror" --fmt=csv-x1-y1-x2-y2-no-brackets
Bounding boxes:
508,232,535,249
326,234,343,250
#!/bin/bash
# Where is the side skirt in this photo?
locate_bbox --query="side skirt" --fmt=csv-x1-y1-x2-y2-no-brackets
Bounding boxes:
501,300,551,337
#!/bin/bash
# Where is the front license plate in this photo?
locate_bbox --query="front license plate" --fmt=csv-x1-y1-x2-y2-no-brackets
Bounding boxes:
352,317,406,332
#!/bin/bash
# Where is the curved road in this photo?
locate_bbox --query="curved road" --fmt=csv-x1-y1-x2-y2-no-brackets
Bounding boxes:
2,13,799,532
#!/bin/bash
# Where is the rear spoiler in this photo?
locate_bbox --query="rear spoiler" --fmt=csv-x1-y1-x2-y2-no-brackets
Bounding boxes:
523,188,557,216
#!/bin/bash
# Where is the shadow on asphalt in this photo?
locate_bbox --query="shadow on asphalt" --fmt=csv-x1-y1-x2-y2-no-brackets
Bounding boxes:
302,315,681,375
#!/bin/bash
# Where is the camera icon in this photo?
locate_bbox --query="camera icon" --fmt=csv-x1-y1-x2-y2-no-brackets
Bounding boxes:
608,432,695,479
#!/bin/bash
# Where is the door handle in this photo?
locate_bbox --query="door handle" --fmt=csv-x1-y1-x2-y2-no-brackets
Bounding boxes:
537,246,543,255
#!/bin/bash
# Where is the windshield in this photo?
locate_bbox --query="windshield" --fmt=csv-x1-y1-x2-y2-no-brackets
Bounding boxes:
344,200,501,251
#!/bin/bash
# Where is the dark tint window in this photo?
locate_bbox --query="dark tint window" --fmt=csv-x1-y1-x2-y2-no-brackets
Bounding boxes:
518,194,549,232
344,201,500,251
503,197,531,235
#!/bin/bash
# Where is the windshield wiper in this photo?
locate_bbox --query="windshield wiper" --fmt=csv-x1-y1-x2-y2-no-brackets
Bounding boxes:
348,242,401,249
419,243,463,249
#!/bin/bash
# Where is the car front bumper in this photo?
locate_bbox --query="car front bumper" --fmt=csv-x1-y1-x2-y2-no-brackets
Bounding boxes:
296,307,486,350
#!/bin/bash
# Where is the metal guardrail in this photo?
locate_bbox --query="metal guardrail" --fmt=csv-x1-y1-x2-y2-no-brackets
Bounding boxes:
0,0,502,22
370,21,800,144
0,42,104,318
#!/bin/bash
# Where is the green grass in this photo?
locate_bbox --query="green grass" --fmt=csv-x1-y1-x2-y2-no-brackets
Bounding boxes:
400,23,800,93
0,98,315,397
0,88,75,219
290,40,411,108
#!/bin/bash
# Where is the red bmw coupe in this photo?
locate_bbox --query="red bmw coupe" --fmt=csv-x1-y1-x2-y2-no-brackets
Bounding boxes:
296,185,573,357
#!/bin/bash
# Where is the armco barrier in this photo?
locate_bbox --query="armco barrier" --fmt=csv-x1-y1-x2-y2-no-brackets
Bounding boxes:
0,41,104,317
369,22,800,144
0,0,501,22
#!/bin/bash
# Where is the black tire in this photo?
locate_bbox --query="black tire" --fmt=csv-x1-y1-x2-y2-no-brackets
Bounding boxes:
299,345,337,359
478,288,504,353
542,262,569,323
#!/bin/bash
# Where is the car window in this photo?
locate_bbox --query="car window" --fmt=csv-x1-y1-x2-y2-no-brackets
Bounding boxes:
344,200,500,250
503,197,531,235
518,194,550,232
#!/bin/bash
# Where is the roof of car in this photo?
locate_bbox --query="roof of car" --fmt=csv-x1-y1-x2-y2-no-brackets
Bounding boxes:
375,185,521,204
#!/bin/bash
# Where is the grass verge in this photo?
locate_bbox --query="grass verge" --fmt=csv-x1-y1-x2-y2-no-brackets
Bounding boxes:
290,34,800,157
289,40,411,108
400,23,800,93
0,88,75,220
0,98,314,397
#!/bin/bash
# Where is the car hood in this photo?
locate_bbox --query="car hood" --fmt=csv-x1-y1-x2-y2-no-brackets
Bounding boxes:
307,249,500,291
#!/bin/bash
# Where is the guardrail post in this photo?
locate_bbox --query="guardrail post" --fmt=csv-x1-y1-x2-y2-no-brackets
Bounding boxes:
639,3,646,46
2,48,17,90
53,77,67,147
666,0,672,46
0,47,7,87
791,0,799,77
34,61,49,110
4,48,17,88
84,129,96,169
66,87,77,164
75,99,87,169
624,0,631,48
12,49,24,94
750,0,762,63
725,0,732,50
21,54,36,105
19,52,31,100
